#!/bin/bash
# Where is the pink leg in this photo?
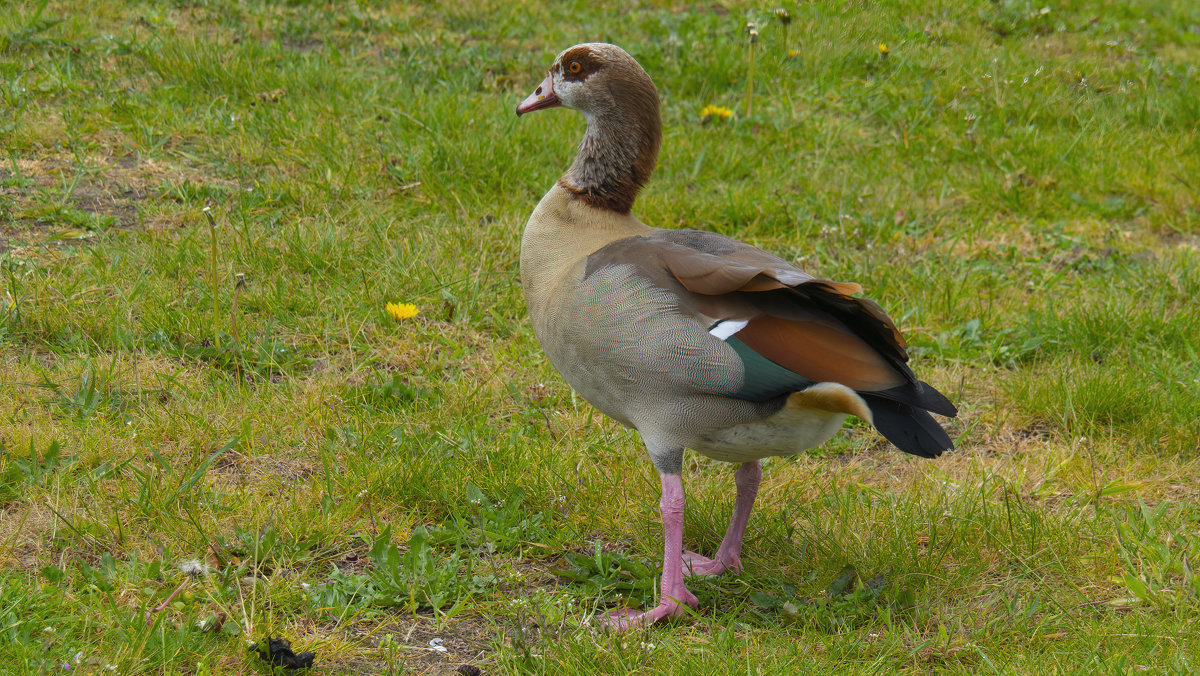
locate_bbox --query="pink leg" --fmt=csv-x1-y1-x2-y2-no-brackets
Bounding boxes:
600,473,699,631
683,461,761,577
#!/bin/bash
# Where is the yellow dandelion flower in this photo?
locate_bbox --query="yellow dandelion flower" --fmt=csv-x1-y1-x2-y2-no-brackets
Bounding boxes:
385,302,419,321
878,43,890,57
700,104,734,121
788,49,801,57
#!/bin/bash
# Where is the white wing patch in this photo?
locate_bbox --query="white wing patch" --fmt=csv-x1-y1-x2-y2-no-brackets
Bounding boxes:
708,319,749,340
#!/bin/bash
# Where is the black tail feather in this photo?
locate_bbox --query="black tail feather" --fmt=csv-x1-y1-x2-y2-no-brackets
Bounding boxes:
868,379,958,418
863,394,954,458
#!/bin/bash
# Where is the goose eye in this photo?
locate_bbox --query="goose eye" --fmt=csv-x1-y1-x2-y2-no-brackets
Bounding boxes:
568,61,582,74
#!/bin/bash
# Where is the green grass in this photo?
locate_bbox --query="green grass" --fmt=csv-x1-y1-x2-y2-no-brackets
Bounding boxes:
1,0,1198,673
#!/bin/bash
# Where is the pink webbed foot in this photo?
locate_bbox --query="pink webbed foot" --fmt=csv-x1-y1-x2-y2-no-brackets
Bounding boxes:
682,550,742,577
682,461,760,578
598,590,699,631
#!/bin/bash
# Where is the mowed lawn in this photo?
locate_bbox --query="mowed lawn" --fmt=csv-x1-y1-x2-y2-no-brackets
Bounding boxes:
1,0,1198,673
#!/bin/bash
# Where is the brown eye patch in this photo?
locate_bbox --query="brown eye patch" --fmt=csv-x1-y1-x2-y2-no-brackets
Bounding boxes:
558,47,599,82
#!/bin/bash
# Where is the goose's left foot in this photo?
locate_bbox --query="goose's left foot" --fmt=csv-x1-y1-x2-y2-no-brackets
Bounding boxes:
684,461,761,577
682,550,742,577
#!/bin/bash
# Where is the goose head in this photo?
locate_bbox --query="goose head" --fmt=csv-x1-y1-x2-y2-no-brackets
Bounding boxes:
516,43,662,214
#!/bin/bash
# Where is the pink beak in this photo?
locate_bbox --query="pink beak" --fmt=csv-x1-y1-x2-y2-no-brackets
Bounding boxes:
516,71,560,116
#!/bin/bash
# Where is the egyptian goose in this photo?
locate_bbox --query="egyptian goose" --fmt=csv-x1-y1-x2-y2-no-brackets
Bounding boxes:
516,43,957,630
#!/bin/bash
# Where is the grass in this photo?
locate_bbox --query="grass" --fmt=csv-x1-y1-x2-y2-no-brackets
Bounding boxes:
1,0,1198,672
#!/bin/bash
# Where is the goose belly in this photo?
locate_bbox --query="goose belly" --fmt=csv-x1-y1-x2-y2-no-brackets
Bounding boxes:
692,407,847,463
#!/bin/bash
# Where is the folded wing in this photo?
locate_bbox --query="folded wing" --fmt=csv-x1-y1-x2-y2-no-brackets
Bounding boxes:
585,229,957,458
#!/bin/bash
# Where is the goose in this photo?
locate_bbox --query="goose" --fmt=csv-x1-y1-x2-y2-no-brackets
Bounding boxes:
515,43,957,631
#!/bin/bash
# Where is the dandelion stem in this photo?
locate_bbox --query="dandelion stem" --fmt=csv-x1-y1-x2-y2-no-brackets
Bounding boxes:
231,273,245,347
773,8,793,57
745,37,756,117
145,580,189,626
204,207,220,347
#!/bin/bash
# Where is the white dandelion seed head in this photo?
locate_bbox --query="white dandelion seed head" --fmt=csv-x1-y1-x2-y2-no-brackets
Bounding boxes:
177,559,212,576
